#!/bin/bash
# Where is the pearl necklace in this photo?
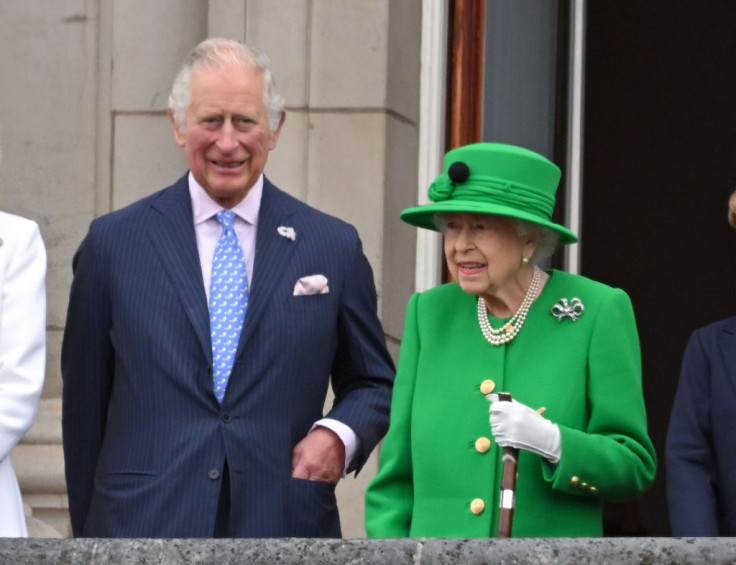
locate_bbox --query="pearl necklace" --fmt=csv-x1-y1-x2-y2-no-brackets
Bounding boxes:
477,265,541,346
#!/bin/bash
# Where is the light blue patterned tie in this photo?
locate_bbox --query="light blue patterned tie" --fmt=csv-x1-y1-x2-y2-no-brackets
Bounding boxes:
209,210,248,403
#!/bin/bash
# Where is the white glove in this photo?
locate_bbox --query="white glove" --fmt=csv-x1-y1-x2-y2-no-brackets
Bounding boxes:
487,395,561,464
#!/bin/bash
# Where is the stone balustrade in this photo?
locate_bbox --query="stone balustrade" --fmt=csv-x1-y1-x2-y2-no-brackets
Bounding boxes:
1,537,735,565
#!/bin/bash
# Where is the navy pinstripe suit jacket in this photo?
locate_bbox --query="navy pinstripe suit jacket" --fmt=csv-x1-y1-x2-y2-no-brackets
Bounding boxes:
61,175,395,538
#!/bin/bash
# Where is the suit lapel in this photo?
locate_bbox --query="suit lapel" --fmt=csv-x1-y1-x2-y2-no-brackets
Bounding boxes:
236,179,299,353
147,177,212,361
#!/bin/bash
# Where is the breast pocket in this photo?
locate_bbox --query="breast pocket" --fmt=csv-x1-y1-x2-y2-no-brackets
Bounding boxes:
287,293,336,313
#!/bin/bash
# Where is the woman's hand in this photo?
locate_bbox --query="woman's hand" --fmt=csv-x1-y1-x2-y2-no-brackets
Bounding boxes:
487,395,561,464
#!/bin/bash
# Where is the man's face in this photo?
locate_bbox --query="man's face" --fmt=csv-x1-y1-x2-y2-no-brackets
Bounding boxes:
171,63,283,208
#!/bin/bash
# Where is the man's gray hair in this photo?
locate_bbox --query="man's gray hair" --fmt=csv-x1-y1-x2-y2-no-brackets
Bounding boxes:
168,38,285,131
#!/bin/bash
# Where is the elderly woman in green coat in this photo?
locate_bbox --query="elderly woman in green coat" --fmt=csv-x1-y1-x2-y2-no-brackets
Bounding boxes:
365,143,656,538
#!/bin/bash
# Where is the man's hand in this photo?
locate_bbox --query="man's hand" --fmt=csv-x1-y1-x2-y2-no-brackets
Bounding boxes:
291,426,346,484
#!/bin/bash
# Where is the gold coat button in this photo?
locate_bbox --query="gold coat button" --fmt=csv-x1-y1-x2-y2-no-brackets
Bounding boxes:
590,486,598,494
470,498,485,515
581,482,589,490
570,476,580,487
480,379,496,395
475,437,492,453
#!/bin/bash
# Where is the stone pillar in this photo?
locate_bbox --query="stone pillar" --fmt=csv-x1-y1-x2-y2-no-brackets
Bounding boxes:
1,0,100,538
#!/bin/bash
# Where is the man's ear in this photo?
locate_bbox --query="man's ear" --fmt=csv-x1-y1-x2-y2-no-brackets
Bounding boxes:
268,111,286,150
169,109,186,147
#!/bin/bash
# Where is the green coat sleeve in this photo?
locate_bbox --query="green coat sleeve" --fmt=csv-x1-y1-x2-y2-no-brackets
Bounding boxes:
543,288,657,501
365,293,420,537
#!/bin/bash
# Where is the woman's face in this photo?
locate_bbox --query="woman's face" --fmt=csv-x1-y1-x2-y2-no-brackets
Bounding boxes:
442,213,536,300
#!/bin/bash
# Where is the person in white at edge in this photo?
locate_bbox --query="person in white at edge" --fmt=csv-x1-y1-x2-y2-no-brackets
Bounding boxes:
0,205,47,536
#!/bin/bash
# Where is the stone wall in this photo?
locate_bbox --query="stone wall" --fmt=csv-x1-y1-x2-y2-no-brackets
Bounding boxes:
0,0,421,538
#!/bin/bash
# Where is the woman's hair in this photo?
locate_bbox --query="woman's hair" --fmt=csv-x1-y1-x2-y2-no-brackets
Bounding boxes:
515,220,559,262
433,212,560,262
729,189,736,230
168,38,285,132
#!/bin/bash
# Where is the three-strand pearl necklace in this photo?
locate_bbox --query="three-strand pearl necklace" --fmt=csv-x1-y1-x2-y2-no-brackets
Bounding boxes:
477,265,541,346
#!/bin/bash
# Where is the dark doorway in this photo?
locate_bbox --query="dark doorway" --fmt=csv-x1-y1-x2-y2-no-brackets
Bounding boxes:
583,0,736,535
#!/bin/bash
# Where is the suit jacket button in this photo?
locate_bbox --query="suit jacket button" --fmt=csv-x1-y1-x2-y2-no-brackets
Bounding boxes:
570,476,580,487
208,469,221,480
480,379,496,395
221,413,232,423
470,498,485,515
475,437,491,453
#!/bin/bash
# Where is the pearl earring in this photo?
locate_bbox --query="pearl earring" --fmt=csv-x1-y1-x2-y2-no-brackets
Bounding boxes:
522,257,530,264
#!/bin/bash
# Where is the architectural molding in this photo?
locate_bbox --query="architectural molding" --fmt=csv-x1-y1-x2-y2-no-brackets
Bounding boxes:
415,0,449,292
563,0,586,274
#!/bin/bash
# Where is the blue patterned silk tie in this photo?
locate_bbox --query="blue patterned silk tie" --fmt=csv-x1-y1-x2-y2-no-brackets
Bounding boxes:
209,210,248,403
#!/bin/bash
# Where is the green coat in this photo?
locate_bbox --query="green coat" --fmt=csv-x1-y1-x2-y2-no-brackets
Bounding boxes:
365,270,656,538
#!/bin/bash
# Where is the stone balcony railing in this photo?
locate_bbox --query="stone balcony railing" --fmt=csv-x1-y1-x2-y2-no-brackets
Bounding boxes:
1,537,736,564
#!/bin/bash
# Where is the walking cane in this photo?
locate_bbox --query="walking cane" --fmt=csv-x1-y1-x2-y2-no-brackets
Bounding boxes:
497,392,518,538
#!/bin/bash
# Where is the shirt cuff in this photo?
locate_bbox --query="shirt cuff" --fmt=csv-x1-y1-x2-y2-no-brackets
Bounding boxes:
312,418,360,477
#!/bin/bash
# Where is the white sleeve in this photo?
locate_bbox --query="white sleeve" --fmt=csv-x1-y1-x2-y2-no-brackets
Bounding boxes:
0,219,46,460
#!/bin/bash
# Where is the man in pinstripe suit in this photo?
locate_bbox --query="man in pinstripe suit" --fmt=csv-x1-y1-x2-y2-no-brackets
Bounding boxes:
61,39,395,538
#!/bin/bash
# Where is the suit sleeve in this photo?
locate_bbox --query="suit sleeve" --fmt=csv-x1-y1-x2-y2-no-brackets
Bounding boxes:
61,223,115,536
0,222,46,460
665,330,719,535
364,293,420,538
322,231,396,473
543,288,657,501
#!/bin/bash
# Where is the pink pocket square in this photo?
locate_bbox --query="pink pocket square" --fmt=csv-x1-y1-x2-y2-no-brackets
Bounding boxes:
293,274,329,296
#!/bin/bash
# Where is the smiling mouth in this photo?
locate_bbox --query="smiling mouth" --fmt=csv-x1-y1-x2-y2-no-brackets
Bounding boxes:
212,159,246,169
458,262,486,274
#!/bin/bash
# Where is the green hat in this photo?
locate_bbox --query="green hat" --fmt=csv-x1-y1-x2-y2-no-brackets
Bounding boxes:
400,142,577,244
